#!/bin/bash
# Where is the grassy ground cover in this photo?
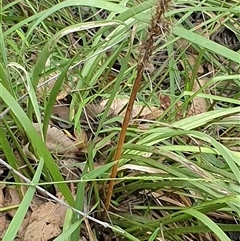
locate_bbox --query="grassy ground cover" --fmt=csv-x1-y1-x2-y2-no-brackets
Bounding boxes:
0,0,240,240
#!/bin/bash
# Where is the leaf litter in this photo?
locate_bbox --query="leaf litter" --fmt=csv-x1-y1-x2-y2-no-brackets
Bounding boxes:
32,123,79,155
20,202,66,241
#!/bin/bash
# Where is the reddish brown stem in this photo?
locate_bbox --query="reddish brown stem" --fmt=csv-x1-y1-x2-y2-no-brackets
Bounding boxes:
104,0,171,212
104,69,143,211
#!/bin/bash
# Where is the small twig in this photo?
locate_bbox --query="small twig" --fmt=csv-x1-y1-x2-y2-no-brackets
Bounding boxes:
0,158,110,229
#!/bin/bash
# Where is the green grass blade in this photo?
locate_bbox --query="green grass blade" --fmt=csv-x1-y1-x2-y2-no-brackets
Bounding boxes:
54,220,82,241
176,131,240,184
8,62,43,131
173,26,240,63
173,107,240,130
0,63,13,94
2,157,44,241
32,20,122,90
148,227,160,241
0,83,74,205
82,161,116,180
43,57,75,139
0,125,21,183
183,209,231,241
0,23,8,66
25,0,126,41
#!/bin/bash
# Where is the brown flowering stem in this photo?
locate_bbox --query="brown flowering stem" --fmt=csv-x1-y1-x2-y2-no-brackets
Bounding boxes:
104,68,143,211
104,0,171,212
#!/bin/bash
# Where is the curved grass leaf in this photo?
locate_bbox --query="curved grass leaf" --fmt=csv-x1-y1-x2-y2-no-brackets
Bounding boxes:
25,0,127,41
173,107,240,130
2,157,44,241
148,227,160,241
183,209,231,241
53,219,82,241
0,83,74,205
32,21,122,90
42,56,76,139
173,26,240,63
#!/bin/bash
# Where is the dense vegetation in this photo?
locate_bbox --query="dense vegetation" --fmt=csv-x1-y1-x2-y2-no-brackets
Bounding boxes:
0,0,239,241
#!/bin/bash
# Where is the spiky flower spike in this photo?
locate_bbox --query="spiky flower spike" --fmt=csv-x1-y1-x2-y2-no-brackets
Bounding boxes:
138,0,171,71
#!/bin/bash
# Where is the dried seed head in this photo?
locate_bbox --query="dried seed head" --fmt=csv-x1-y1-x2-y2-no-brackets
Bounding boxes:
138,0,172,70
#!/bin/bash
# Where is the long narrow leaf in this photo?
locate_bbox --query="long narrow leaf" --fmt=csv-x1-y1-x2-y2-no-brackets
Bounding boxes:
2,157,44,241
173,26,240,63
183,209,231,241
0,84,74,205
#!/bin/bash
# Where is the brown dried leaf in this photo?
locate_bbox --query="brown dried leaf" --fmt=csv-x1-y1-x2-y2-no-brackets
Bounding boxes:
188,55,204,75
74,129,88,150
32,123,78,155
55,204,68,227
30,196,45,211
0,219,10,240
18,211,32,238
159,76,208,118
52,105,72,129
100,98,128,117
101,97,162,120
22,142,38,161
56,76,79,100
179,54,204,77
159,94,183,119
56,88,71,101
22,202,65,241
0,185,5,206
190,78,208,115
52,106,69,121
81,104,107,122
176,39,198,55
4,187,32,239
152,192,186,207
143,108,163,120
4,187,21,217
